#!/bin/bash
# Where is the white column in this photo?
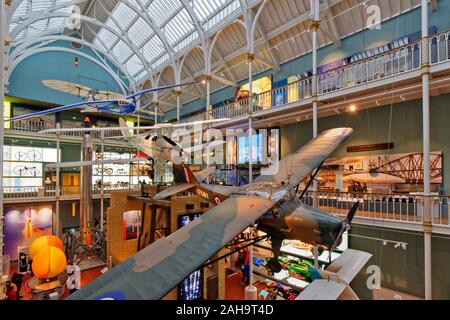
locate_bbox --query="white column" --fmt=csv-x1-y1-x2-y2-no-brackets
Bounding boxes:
311,0,320,207
205,76,211,120
247,54,254,185
176,90,181,121
421,0,432,301
421,0,430,197
245,53,257,300
154,103,158,124
100,130,105,232
0,0,6,299
55,123,61,237
311,0,319,138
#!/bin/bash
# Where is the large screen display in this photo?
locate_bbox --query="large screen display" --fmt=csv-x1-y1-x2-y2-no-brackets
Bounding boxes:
238,133,263,164
178,213,203,300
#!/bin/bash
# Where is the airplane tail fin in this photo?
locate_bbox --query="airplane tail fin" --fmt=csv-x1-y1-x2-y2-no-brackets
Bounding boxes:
173,163,200,185
118,118,132,139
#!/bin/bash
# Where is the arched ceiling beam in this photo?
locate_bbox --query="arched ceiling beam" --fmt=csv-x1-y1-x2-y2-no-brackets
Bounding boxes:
10,34,136,89
8,0,85,24
179,0,206,42
208,20,247,73
9,11,151,75
101,0,175,64
8,46,129,95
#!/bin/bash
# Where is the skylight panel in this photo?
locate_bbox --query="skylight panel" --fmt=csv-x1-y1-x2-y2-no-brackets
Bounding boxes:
112,40,134,62
163,8,194,45
135,69,149,82
148,0,182,27
191,0,228,22
96,28,119,49
142,36,165,63
127,18,154,48
127,54,145,76
203,0,240,31
47,17,68,30
111,2,138,30
152,53,170,69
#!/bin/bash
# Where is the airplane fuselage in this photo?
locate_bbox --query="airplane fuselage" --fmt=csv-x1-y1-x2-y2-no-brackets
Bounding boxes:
131,135,181,162
195,181,344,249
97,101,137,115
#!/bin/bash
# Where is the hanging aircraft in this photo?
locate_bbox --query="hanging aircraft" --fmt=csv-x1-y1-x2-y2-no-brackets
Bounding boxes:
68,127,367,300
5,81,197,122
41,117,228,163
41,79,125,101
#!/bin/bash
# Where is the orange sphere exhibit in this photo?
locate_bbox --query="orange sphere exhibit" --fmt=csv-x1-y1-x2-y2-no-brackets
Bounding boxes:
29,236,67,279
29,235,64,259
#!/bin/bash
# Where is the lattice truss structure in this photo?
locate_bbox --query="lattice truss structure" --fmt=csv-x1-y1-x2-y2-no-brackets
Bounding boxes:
5,0,427,114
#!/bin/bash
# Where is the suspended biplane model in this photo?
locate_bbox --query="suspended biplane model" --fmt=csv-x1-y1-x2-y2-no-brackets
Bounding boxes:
5,81,197,122
42,117,228,163
68,127,371,300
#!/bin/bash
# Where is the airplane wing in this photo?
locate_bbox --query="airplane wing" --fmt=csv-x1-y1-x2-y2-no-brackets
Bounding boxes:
296,249,372,300
325,249,372,284
68,196,274,300
6,100,118,122
152,183,196,201
297,280,347,300
125,81,197,100
199,183,237,197
193,166,216,183
255,128,353,187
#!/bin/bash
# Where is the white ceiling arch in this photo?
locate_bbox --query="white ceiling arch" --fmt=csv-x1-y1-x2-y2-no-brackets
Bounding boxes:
8,46,129,95
9,10,153,77
10,34,137,90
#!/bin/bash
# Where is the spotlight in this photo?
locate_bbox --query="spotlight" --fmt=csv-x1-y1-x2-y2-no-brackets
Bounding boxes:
74,56,79,67
376,100,380,106
348,104,357,113
394,242,401,249
400,95,406,101
383,240,388,246
402,243,407,250
201,79,206,85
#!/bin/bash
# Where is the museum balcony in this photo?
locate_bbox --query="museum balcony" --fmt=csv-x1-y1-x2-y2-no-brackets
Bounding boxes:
2,184,140,204
301,190,450,236
4,120,128,147
179,30,450,129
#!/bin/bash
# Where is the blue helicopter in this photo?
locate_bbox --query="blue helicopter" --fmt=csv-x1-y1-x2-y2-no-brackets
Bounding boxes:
5,82,197,122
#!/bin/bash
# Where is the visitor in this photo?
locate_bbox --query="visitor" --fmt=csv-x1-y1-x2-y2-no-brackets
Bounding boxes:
5,281,17,300
238,248,250,286
11,272,24,300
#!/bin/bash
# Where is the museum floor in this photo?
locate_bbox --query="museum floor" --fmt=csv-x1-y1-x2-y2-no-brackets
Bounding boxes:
7,262,264,300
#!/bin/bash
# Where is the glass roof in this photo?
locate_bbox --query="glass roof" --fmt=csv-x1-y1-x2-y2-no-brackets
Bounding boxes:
10,0,75,40
9,0,252,83
93,0,239,81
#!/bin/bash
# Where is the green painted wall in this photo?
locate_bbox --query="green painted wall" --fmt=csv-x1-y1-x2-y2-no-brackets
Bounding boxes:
280,94,450,194
349,225,450,300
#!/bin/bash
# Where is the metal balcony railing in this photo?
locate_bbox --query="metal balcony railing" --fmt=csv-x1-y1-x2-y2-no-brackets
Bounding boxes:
6,120,124,143
180,30,450,124
300,191,450,228
3,184,140,200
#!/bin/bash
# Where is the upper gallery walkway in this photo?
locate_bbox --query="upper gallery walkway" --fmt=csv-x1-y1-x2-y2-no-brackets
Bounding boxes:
179,29,450,129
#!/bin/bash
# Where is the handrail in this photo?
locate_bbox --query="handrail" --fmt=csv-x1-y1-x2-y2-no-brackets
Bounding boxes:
300,190,450,227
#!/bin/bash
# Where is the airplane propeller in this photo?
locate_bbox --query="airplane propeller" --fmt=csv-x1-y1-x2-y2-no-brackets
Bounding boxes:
328,200,360,261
